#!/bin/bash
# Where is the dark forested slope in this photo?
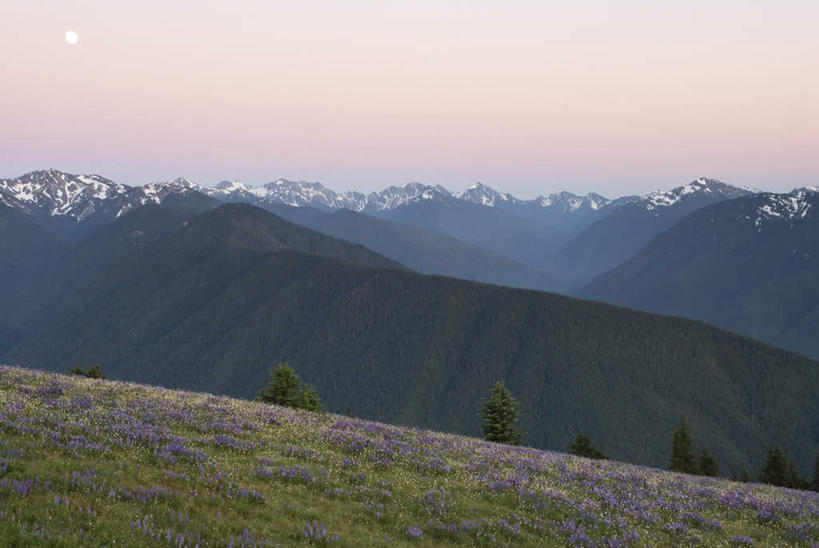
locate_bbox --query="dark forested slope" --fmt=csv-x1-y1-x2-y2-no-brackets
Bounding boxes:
263,204,557,291
582,189,819,360
5,203,817,476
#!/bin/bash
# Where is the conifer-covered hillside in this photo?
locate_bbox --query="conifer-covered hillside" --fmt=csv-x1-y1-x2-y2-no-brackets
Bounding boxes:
5,204,819,477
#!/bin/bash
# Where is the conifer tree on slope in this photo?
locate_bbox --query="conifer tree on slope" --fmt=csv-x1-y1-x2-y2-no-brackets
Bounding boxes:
669,417,696,474
570,434,608,460
759,446,806,488
257,362,323,412
481,381,522,445
697,450,719,477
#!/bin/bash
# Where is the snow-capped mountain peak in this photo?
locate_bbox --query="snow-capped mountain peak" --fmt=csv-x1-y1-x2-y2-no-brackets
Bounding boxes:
364,182,452,211
643,177,750,211
456,182,521,207
534,191,612,213
216,180,247,191
752,187,816,228
259,178,346,209
0,169,128,219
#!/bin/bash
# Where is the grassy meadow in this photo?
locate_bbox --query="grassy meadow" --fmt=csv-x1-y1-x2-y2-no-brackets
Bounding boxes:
0,365,817,546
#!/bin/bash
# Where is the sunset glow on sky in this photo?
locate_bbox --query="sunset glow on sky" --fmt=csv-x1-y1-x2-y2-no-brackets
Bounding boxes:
2,1,817,196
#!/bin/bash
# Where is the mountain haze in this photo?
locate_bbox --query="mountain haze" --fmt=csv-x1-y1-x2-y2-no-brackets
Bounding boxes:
554,178,752,290
581,187,819,360
4,202,817,477
264,203,558,291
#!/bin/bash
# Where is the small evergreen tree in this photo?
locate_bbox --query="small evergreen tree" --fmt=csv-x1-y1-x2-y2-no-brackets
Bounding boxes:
760,447,787,486
300,385,323,412
86,365,105,379
70,364,105,379
257,362,323,412
739,468,751,483
697,450,719,477
669,417,696,473
759,447,806,488
480,382,522,445
570,434,608,460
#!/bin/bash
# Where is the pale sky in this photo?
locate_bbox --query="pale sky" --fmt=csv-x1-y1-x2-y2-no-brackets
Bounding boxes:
2,1,818,197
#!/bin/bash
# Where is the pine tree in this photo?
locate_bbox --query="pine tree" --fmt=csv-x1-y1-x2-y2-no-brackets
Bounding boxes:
759,447,791,487
739,468,751,483
70,364,105,379
784,459,806,490
570,434,608,460
697,450,719,477
257,362,323,412
300,385,323,412
812,452,819,492
480,382,522,445
669,417,696,473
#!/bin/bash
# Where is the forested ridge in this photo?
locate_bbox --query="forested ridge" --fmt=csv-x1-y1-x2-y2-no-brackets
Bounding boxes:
4,203,817,477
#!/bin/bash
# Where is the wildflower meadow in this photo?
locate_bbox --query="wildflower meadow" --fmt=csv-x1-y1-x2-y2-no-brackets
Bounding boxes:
0,365,816,546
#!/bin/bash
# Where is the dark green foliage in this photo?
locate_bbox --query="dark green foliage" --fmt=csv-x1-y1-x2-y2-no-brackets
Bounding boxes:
70,364,106,379
570,434,608,460
813,453,819,492
257,362,323,412
4,203,819,476
481,382,522,445
300,386,322,413
759,447,807,489
697,450,720,477
739,468,751,483
669,418,696,474
582,191,819,361
669,419,721,477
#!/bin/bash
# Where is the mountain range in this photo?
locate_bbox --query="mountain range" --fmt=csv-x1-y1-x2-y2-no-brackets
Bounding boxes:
139,174,757,288
0,173,817,474
582,186,819,359
553,178,754,289
4,168,819,360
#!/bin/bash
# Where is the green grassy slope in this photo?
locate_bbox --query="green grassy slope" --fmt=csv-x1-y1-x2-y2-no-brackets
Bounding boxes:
0,366,817,546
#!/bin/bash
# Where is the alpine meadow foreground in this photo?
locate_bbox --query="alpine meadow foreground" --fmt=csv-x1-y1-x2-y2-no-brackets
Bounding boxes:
0,366,817,546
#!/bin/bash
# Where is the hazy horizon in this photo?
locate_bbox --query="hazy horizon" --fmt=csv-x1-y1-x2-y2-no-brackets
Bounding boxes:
1,166,803,200
3,1,817,196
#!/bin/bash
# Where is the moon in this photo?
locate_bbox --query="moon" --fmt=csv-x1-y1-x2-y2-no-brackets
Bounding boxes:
65,30,79,45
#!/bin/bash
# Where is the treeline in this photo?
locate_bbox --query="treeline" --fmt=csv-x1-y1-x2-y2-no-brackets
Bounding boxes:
667,417,817,489
475,381,819,492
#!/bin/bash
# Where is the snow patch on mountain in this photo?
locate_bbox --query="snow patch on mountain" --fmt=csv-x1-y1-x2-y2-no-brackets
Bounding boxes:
456,182,521,207
643,177,750,212
0,169,130,220
363,182,451,211
753,187,816,228
535,191,611,213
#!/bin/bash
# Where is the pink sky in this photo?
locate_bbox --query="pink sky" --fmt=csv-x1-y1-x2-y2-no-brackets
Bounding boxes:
2,1,817,196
